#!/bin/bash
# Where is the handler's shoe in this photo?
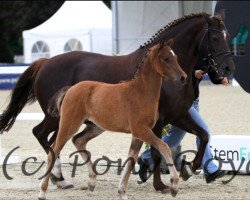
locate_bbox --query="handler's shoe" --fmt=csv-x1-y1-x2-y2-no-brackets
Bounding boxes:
204,170,227,183
138,156,149,182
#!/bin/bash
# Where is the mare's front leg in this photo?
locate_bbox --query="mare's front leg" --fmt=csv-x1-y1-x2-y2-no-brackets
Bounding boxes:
172,113,209,180
132,126,179,197
150,119,171,193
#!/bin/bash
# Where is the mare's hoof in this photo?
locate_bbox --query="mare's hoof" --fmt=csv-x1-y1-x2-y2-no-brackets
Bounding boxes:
57,180,74,189
160,187,171,194
50,174,74,189
153,181,171,193
50,173,60,185
180,164,193,181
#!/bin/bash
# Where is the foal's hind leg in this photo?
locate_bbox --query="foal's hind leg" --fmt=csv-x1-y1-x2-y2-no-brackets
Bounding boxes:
72,123,105,191
131,126,179,197
39,113,85,199
118,137,143,200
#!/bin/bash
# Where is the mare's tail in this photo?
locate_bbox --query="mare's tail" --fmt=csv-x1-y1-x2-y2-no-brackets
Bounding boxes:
0,58,48,134
47,86,71,118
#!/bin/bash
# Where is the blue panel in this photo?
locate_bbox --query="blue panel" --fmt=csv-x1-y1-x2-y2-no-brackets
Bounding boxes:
0,74,21,89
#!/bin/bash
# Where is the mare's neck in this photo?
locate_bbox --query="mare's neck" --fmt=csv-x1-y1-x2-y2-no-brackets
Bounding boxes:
146,17,206,75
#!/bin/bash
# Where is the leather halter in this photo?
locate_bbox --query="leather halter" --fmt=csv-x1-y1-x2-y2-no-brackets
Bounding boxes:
198,24,232,74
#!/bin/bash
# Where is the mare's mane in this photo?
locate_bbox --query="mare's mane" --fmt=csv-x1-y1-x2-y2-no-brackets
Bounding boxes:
140,12,211,49
120,11,225,83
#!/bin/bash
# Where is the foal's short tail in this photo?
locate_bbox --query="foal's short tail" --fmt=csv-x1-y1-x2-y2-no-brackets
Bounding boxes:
0,58,47,134
47,86,71,118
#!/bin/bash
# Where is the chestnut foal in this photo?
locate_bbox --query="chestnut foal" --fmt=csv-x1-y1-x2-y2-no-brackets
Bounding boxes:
38,39,187,200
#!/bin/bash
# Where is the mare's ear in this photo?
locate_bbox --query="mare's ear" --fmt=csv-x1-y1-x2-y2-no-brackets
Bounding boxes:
214,9,226,22
166,38,174,47
203,13,212,25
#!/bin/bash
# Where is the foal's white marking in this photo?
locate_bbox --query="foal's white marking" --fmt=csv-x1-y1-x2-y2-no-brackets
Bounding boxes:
170,50,176,56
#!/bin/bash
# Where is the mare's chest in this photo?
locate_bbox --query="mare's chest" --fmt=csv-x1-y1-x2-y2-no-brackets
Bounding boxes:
158,80,194,121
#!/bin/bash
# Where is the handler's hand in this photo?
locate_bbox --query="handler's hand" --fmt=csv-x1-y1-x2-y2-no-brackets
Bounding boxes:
221,77,229,85
195,70,204,79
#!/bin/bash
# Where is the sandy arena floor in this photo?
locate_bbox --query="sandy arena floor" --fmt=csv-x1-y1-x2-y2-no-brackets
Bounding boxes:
0,83,250,200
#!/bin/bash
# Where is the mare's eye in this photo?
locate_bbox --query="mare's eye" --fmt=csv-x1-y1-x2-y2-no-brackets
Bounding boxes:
212,37,219,42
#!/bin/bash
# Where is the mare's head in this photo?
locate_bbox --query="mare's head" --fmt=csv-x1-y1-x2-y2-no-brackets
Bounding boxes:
149,39,187,85
199,11,235,82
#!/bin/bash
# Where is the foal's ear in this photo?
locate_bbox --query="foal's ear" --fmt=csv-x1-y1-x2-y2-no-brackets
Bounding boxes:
157,42,165,51
166,38,174,47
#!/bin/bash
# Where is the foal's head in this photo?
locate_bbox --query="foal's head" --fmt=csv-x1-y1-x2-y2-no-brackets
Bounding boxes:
149,39,187,85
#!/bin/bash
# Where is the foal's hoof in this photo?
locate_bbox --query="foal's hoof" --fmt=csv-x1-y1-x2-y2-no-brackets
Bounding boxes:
38,191,46,200
80,186,89,190
88,183,96,192
180,164,193,181
119,194,128,200
170,178,179,197
170,188,178,197
80,183,96,191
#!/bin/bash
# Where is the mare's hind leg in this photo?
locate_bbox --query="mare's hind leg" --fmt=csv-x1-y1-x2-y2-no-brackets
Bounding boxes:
72,123,105,191
33,116,73,189
32,117,57,153
118,137,143,200
132,126,179,197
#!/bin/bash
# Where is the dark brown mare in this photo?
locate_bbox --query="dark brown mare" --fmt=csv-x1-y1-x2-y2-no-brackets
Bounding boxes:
0,12,235,192
38,40,187,200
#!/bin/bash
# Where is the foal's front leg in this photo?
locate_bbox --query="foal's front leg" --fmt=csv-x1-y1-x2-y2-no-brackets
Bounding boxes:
118,137,143,200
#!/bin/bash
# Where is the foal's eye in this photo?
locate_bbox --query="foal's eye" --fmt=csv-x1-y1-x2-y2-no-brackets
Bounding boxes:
162,57,169,62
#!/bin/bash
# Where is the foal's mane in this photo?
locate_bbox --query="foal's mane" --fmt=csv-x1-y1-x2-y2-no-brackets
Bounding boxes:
140,12,211,49
131,49,152,80
119,49,152,83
